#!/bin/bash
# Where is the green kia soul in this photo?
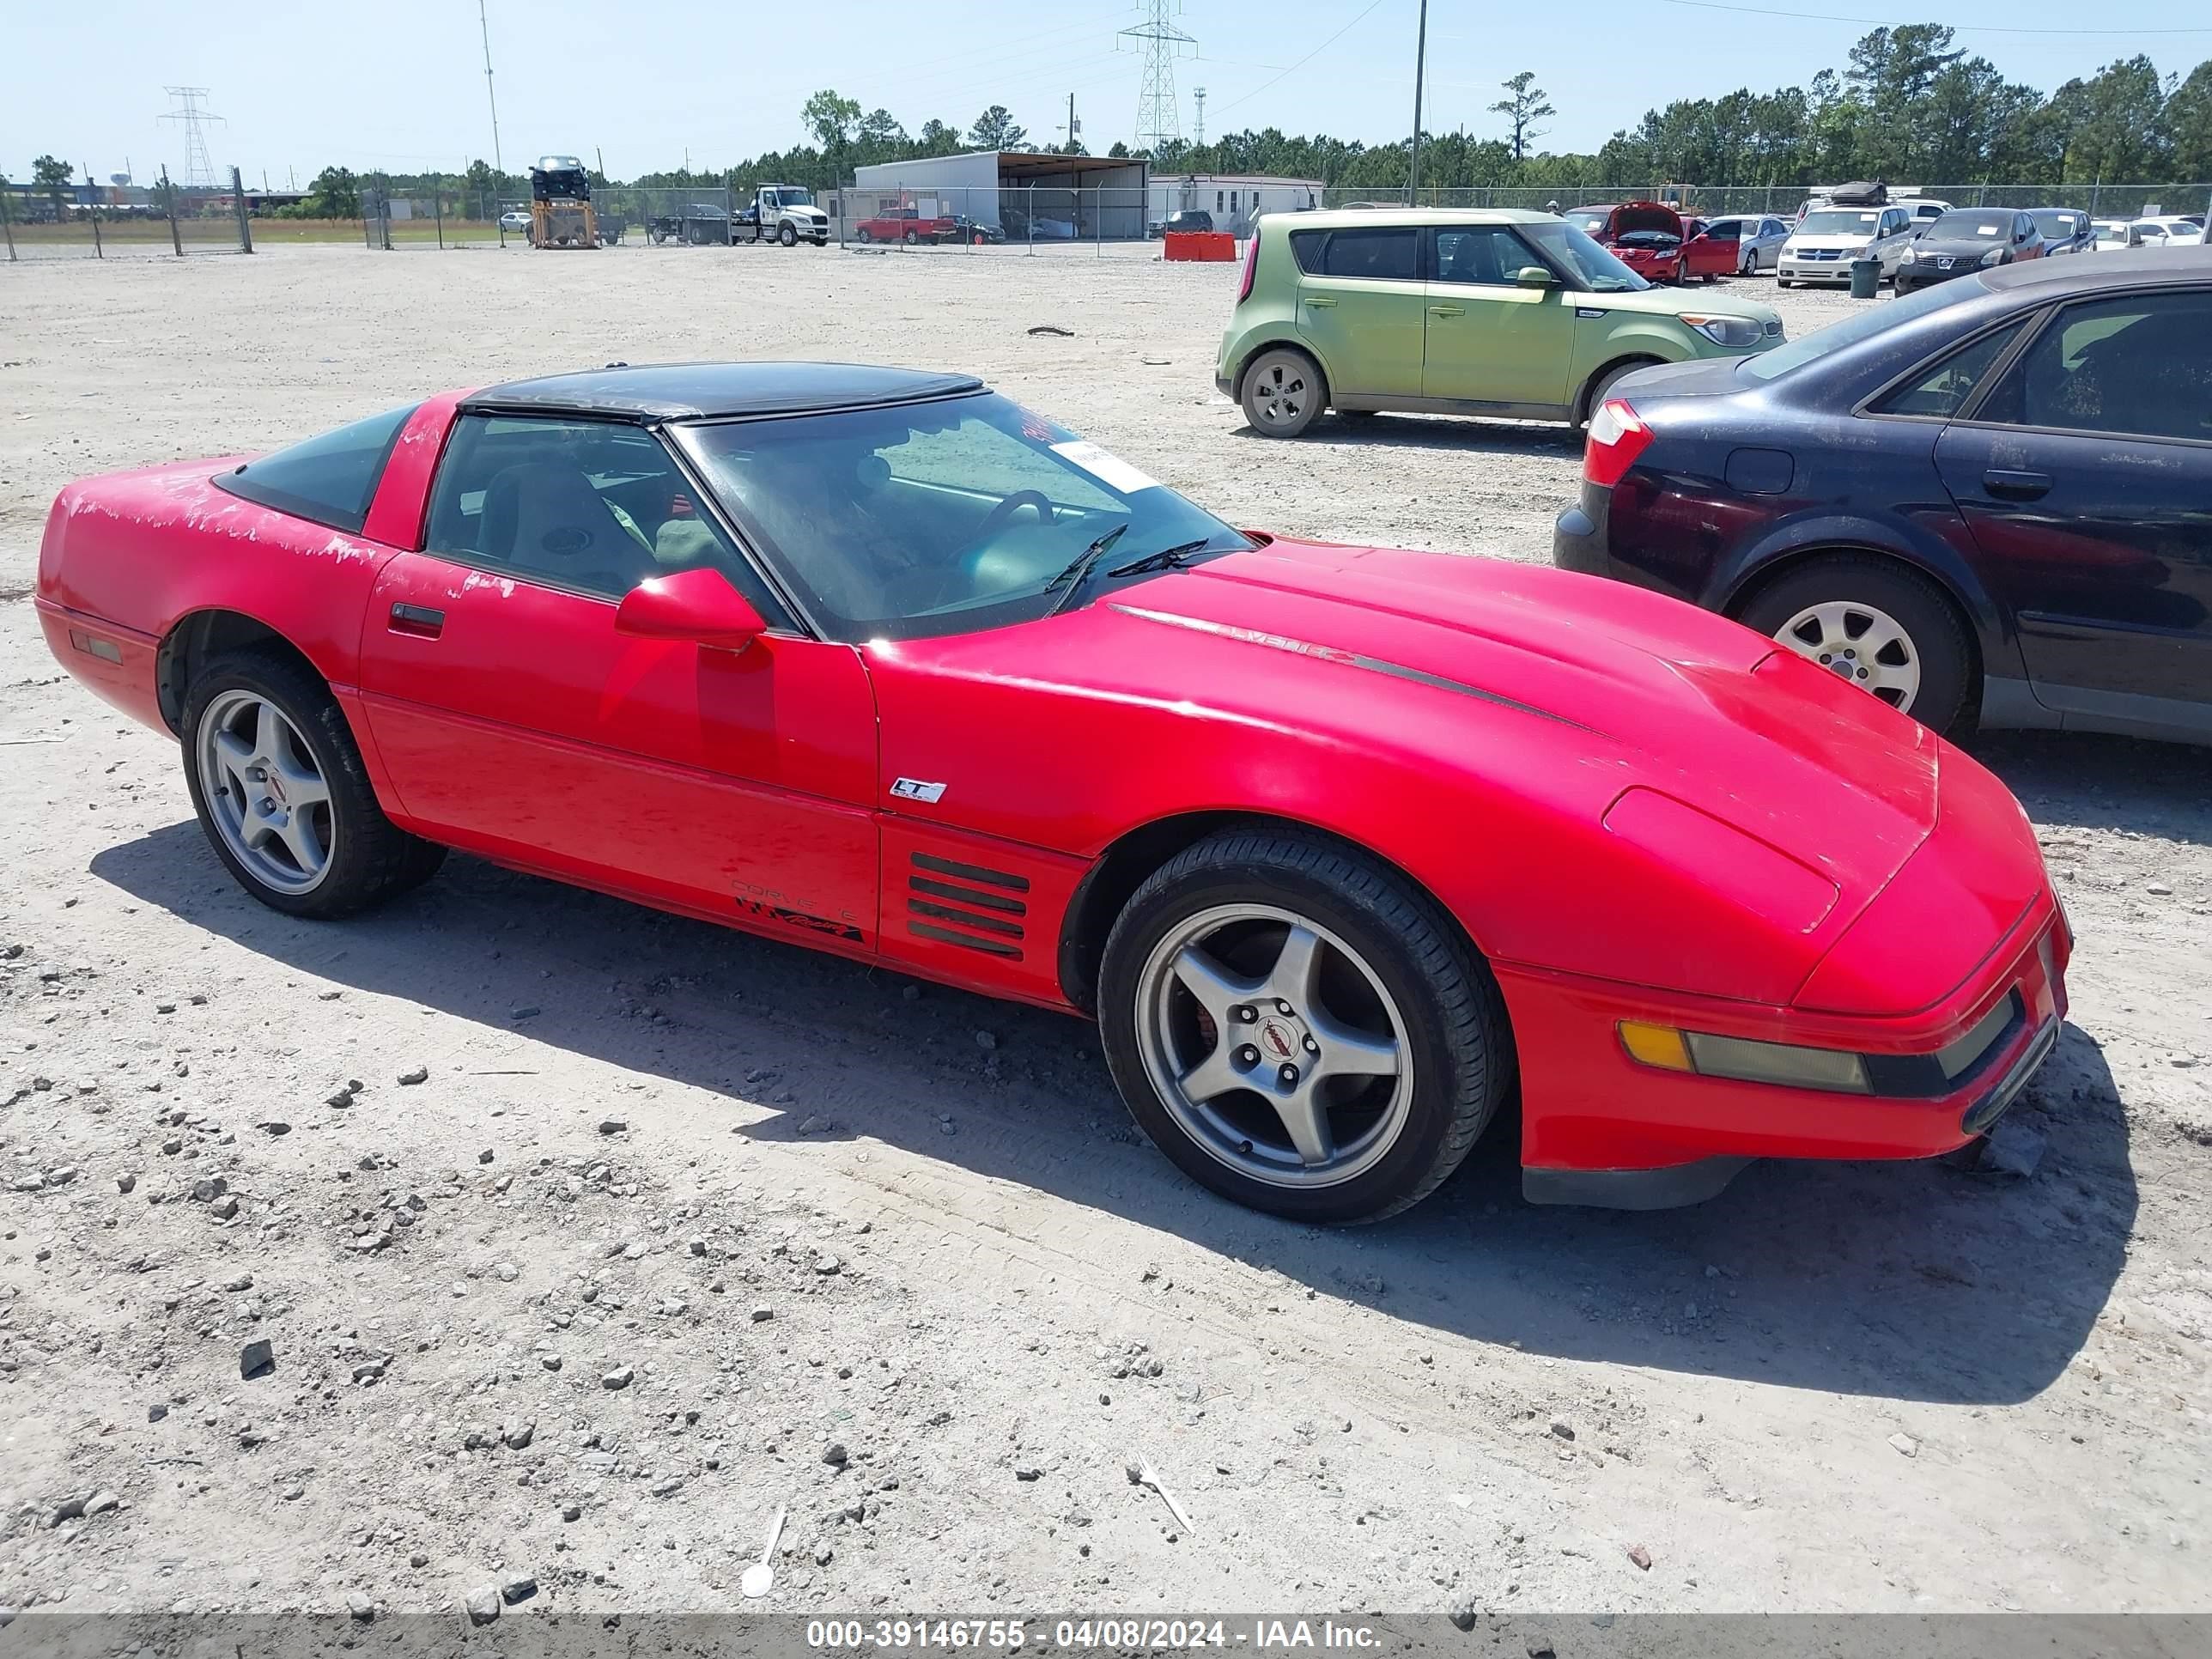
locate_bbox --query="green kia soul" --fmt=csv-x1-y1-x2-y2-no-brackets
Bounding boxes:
1215,208,1785,437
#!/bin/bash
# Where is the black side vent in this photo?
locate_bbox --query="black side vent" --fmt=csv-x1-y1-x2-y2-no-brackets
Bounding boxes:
907,853,1028,958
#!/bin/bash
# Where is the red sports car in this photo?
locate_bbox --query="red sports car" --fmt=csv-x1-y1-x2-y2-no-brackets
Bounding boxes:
1568,201,1691,283
35,363,2069,1222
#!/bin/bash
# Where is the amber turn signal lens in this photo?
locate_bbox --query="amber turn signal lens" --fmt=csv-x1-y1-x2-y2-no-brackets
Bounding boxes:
1617,1021,1692,1071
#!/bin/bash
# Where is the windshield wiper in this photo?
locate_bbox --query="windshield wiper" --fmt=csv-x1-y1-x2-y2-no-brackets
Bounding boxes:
1105,538,1218,579
1043,524,1129,615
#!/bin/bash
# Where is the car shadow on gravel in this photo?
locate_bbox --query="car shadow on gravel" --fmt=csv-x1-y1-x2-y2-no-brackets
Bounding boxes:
1234,413,1583,456
1972,727,2212,847
95,821,2134,1408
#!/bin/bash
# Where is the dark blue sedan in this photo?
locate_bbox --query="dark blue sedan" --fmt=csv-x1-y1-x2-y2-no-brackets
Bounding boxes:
1553,249,2212,745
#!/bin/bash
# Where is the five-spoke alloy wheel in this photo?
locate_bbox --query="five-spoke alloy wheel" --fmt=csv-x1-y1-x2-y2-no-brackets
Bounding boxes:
195,688,336,896
1101,829,1510,1223
182,652,446,918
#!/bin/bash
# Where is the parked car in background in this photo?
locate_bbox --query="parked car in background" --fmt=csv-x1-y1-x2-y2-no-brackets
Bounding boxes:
34,360,2068,1218
854,205,959,244
647,203,732,246
1567,202,1692,282
1692,215,1790,275
1893,209,2045,291
2029,209,2093,255
1777,204,1920,287
496,210,532,233
2090,218,2136,251
1151,209,1216,237
1903,198,1955,227
948,216,1003,246
1218,208,1781,438
2129,216,2206,247
1554,250,2212,745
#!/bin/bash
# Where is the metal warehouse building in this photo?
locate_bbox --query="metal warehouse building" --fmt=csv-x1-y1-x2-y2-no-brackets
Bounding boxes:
846,150,1151,240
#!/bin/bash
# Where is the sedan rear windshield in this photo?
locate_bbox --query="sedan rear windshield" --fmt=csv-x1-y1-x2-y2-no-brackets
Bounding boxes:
211,403,418,534
1739,277,1983,381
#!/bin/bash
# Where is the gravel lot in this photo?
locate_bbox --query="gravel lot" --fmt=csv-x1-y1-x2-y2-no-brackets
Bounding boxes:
1,243,2208,1624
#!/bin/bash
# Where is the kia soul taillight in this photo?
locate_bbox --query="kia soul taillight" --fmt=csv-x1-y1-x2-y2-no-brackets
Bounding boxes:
1583,398,1654,489
1237,228,1261,303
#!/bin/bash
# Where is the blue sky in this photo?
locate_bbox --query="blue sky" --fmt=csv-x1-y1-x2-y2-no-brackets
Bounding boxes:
9,1,2210,185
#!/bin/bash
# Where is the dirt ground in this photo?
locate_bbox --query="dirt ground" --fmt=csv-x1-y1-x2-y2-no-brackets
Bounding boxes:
1,242,2208,1625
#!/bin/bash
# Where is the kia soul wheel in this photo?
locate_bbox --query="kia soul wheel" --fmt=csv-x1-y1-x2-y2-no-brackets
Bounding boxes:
1099,830,1510,1223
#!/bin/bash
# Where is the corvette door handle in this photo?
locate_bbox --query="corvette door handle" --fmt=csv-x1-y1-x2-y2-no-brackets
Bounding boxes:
1982,469,2052,501
1303,295,1336,307
1427,305,1465,317
388,602,445,639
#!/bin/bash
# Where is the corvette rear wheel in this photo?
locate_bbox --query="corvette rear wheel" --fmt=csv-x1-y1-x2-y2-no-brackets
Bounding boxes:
1099,830,1510,1223
183,652,445,919
1737,555,1973,734
1240,348,1324,439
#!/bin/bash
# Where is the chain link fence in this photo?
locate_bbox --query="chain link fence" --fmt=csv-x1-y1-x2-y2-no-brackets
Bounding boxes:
2,166,253,261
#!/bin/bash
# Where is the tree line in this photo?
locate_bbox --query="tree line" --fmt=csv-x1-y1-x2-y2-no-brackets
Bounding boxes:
31,21,2201,222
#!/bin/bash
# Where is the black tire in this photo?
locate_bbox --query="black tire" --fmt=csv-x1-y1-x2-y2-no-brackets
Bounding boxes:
1735,553,1975,735
903,228,919,245
1097,829,1511,1224
856,228,872,243
1777,276,1793,289
1238,345,1327,439
1578,358,1654,428
181,651,445,919
777,222,797,247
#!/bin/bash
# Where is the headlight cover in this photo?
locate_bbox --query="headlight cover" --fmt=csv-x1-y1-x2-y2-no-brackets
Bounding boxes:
1980,246,2007,264
1899,246,1920,264
1681,313,1768,349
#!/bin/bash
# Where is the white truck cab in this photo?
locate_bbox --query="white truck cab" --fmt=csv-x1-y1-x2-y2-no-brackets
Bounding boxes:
750,185,830,246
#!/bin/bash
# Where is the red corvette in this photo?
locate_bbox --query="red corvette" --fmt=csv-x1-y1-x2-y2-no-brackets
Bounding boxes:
35,363,2068,1221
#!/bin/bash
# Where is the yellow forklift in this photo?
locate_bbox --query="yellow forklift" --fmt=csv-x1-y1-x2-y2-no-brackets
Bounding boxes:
527,155,599,249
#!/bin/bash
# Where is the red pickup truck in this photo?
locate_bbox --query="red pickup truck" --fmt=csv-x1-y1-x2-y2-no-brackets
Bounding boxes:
854,205,958,244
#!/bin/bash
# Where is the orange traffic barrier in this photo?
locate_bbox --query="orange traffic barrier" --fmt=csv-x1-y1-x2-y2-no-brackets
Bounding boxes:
1164,231,1238,262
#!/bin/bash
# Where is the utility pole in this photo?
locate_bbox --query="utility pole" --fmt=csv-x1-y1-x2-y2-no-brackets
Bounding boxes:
478,0,504,179
1062,93,1082,153
1409,0,1428,199
1194,87,1207,148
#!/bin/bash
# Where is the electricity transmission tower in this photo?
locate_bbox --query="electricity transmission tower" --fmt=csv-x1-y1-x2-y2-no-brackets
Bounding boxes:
159,87,224,189
1121,2,1194,153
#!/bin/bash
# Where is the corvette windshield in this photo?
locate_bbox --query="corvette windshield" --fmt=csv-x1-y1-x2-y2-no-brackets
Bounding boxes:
676,393,1251,642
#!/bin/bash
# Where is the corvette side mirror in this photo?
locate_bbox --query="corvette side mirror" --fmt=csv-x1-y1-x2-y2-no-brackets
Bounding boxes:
1514,265,1555,288
616,567,764,650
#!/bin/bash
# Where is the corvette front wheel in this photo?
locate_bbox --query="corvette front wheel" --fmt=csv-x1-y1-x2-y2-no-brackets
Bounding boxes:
1099,830,1510,1223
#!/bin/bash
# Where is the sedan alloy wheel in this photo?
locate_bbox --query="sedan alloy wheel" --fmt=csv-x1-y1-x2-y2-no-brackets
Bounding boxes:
195,688,337,896
1773,600,1923,711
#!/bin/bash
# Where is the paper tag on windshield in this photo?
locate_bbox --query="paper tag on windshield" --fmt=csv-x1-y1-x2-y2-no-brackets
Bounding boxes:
1977,224,2000,234
1052,440,1161,495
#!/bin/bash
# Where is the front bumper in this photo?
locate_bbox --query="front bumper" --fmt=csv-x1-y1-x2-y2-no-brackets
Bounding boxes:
1893,262,1982,291
1777,258,1856,283
1505,890,2069,1209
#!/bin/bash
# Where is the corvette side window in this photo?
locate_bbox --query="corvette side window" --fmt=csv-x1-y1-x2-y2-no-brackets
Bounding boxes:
424,414,787,621
1872,323,2025,419
214,403,418,534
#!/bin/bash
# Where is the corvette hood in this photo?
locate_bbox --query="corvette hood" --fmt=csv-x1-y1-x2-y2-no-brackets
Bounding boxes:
872,538,1997,1006
1098,542,1949,980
